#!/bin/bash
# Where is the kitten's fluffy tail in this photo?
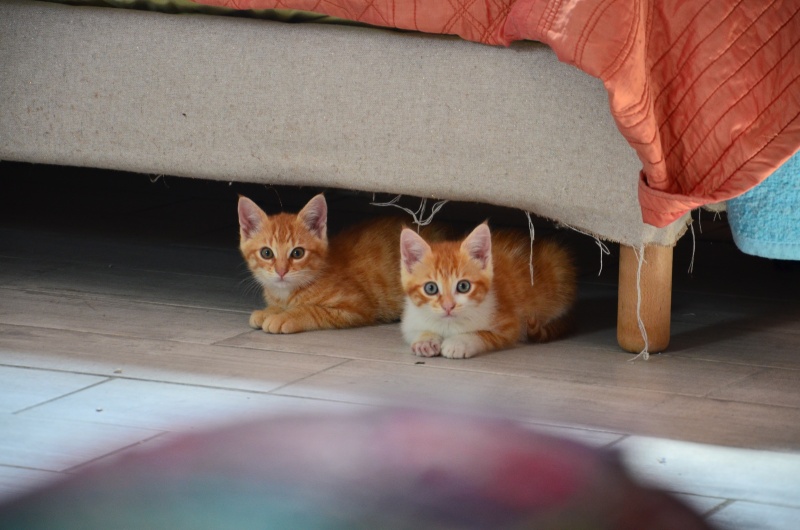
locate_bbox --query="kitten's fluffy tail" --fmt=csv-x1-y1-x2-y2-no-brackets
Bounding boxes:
527,313,573,342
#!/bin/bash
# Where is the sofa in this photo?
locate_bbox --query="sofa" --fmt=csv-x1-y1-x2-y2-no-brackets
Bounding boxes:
2,0,796,353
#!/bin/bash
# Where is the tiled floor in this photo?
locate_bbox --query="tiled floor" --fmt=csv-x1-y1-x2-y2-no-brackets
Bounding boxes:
1,164,799,528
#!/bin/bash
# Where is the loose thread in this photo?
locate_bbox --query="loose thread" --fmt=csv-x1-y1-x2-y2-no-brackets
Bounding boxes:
688,221,696,276
266,186,283,209
149,174,167,187
524,211,535,286
628,245,650,362
563,224,610,276
370,195,449,231
697,209,703,234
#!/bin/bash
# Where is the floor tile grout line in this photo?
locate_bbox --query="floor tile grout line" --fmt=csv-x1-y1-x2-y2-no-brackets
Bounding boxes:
0,322,253,350
702,499,735,518
5,354,800,411
604,433,630,449
213,339,663,375
0,285,252,315
517,419,630,442
657,352,800,372
0,361,386,401
11,378,114,415
0,463,69,474
229,353,800,406
265,358,354,395
699,366,769,399
700,498,800,511
62,431,171,474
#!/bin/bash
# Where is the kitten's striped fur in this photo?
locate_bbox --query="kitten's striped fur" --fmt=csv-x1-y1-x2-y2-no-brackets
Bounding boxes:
239,194,443,334
400,223,576,358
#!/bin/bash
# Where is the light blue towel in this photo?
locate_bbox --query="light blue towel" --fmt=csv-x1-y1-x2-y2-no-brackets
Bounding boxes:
727,150,800,260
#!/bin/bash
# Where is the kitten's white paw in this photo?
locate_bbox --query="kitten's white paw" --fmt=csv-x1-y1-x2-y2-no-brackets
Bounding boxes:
441,335,482,359
412,339,442,357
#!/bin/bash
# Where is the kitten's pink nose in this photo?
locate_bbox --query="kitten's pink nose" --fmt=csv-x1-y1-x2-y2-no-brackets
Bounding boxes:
276,267,288,279
442,301,455,315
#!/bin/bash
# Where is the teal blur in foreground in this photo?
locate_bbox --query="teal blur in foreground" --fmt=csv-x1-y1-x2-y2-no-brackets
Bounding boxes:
0,410,713,530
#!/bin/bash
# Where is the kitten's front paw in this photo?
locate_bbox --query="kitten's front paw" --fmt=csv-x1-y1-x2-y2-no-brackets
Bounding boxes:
249,309,269,329
412,339,442,357
262,313,301,334
249,307,282,329
411,332,442,357
441,335,482,359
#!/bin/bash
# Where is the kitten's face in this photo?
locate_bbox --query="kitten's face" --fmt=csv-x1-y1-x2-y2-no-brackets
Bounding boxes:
400,224,493,320
238,195,328,297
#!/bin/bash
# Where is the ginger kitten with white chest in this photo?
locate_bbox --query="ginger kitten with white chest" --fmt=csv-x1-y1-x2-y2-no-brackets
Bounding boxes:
400,223,576,359
239,194,435,334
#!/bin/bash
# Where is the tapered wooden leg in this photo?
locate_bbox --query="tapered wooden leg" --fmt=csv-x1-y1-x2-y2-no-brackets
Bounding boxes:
617,244,673,353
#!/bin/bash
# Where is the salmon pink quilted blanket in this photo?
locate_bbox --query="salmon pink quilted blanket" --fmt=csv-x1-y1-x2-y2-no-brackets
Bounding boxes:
196,0,800,227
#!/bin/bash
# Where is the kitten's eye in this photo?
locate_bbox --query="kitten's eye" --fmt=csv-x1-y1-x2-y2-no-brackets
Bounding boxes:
290,247,305,259
423,282,439,296
259,247,274,260
456,280,471,293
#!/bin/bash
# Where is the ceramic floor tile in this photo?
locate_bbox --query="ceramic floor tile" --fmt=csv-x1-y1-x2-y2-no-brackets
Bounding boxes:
0,289,248,345
0,415,162,472
636,395,800,450
2,259,259,312
221,325,762,399
708,501,800,530
271,358,679,433
17,377,372,431
218,324,411,360
0,366,106,413
616,436,800,507
666,324,800,371
523,423,625,448
671,493,727,517
0,465,66,502
707,368,800,409
0,324,346,393
273,360,800,448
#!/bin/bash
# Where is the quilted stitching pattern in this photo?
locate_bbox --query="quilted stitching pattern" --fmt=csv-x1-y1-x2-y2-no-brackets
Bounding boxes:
217,0,516,45
198,0,800,228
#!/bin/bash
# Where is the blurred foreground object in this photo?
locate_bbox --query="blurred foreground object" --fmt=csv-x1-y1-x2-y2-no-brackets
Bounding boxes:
0,410,712,529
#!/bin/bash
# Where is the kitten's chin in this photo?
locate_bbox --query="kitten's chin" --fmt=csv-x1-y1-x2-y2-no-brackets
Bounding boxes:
268,277,297,291
254,272,298,297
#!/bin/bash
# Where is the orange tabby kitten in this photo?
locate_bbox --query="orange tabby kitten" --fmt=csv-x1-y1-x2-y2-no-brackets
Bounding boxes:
400,223,576,358
239,194,421,334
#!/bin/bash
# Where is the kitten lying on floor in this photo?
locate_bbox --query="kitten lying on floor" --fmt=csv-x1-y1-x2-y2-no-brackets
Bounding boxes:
400,223,576,359
238,194,446,334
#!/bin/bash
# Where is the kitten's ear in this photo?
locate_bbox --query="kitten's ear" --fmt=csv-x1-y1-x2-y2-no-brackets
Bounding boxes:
400,228,431,273
238,196,266,240
461,223,492,269
298,194,327,240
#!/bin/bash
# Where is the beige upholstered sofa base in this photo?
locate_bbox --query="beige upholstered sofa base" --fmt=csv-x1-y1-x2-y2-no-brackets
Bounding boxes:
0,0,689,352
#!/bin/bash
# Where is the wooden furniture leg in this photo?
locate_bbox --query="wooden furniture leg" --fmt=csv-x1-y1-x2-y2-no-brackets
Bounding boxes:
617,244,673,353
